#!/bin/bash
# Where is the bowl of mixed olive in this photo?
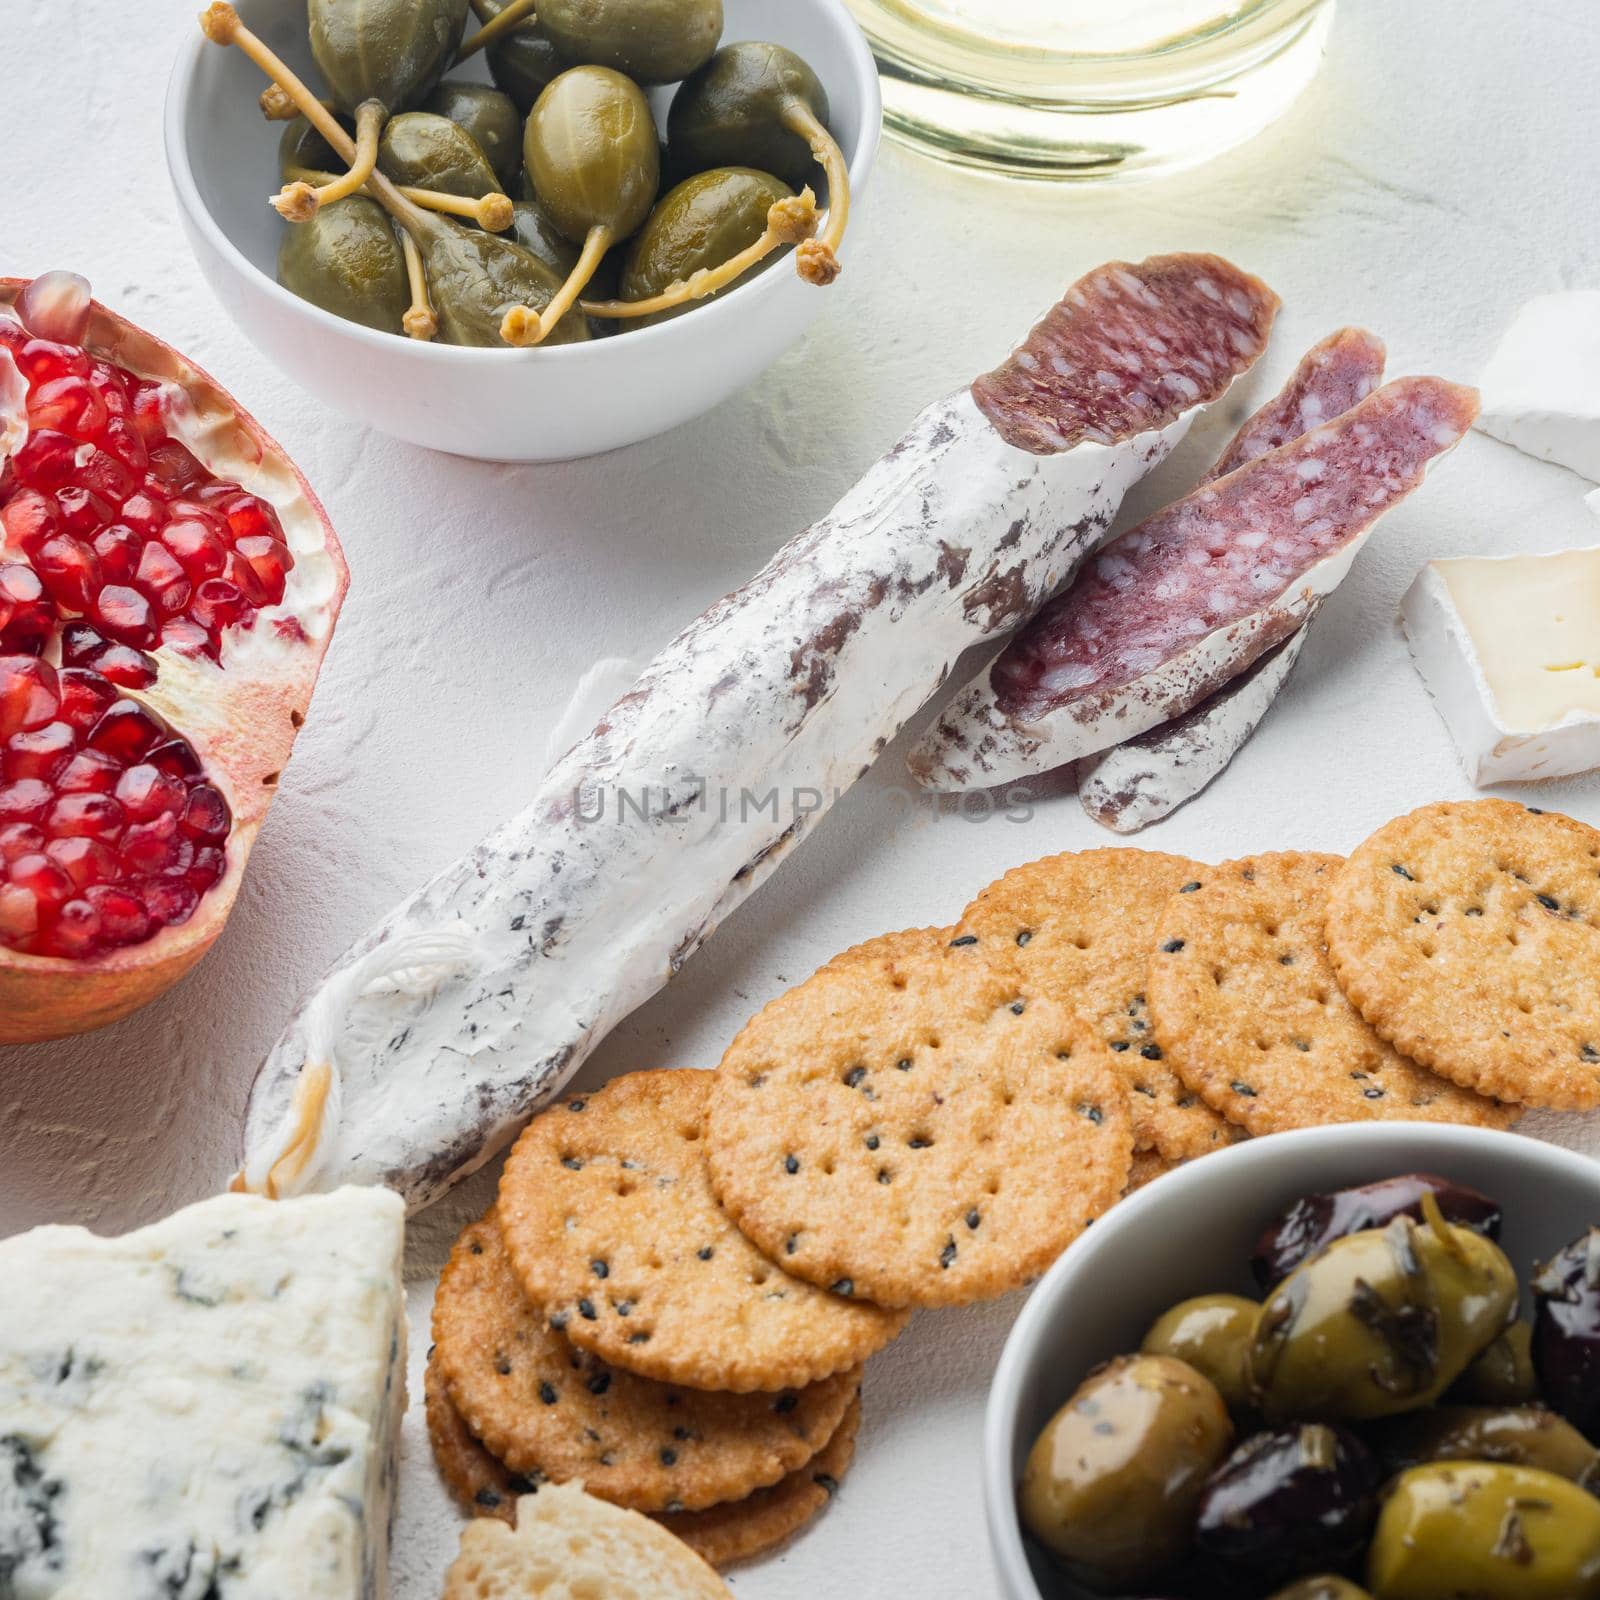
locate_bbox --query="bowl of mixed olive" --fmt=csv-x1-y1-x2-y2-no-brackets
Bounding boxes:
984,1124,1600,1600
165,0,880,459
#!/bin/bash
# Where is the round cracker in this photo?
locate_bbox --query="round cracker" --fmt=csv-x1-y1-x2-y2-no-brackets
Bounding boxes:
951,850,1240,1162
433,1212,859,1513
428,1353,860,1569
1124,1147,1181,1193
823,926,951,972
706,947,1133,1309
497,1071,907,1393
1326,801,1600,1110
1149,851,1519,1134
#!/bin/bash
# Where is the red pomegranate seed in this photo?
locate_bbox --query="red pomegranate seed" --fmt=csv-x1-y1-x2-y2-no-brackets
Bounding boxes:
121,813,192,876
222,494,286,546
0,782,53,823
91,525,141,584
33,535,102,610
146,440,206,492
93,645,158,689
12,337,89,387
180,784,231,840
0,823,45,863
28,375,106,439
0,562,55,655
135,541,191,615
4,722,75,783
0,882,38,940
161,517,229,582
15,275,92,346
56,749,122,794
140,876,199,927
230,536,292,607
117,493,166,539
97,419,150,479
61,622,107,666
116,764,186,822
47,792,125,842
8,849,74,904
74,449,138,508
84,883,153,946
129,383,167,446
159,618,212,657
47,898,103,957
86,698,162,763
190,579,246,636
55,486,115,538
55,668,118,734
47,836,117,889
0,487,60,550
9,429,79,493
188,844,227,893
92,585,156,649
0,657,61,739
147,738,202,781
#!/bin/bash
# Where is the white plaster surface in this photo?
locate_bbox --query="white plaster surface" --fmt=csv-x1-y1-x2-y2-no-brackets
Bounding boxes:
3,2,1600,1595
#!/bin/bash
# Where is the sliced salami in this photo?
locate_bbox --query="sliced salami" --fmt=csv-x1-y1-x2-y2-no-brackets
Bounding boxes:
239,254,1278,1213
909,375,1478,789
1076,627,1311,832
1075,327,1387,831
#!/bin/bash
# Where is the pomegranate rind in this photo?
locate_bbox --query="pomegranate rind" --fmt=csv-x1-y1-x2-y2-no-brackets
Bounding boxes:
0,279,349,1043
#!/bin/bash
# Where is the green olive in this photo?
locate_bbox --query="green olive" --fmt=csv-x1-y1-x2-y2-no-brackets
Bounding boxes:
276,195,410,333
539,0,723,86
1455,1320,1539,1406
1249,1213,1519,1422
308,0,469,113
478,0,564,113
1269,1582,1373,1600
278,114,351,181
523,66,660,245
1372,1405,1600,1492
1367,1463,1600,1599
668,41,828,191
1019,1353,1232,1590
417,216,590,345
421,82,523,188
618,167,791,326
507,200,581,277
1141,1293,1258,1416
379,112,504,201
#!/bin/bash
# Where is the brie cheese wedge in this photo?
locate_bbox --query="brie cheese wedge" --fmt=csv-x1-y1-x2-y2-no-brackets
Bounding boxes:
0,1186,405,1599
1477,292,1600,480
1402,547,1600,783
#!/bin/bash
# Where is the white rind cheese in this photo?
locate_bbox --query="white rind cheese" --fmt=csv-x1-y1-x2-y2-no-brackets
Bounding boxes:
1401,548,1600,784
0,1186,405,1600
1477,292,1600,481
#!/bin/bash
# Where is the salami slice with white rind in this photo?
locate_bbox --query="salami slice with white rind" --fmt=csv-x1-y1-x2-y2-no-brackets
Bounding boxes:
1075,327,1386,830
239,254,1278,1212
910,375,1479,789
1076,627,1311,832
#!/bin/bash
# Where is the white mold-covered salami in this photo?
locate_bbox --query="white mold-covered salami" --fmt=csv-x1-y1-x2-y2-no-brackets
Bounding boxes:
909,375,1478,790
1076,627,1311,832
1074,327,1386,831
238,253,1279,1212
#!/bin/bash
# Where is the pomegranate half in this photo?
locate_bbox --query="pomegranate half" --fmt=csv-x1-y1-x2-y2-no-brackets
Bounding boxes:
0,273,347,1043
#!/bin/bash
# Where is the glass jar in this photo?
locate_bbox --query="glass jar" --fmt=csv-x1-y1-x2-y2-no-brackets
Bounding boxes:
845,0,1337,182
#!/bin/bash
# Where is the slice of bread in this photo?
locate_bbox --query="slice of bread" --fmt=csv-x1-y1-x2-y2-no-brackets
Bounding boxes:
442,1481,734,1600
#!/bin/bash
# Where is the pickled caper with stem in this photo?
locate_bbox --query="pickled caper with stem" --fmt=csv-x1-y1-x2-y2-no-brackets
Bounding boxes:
594,167,808,329
668,42,851,285
507,200,581,278
277,196,411,333
203,4,586,346
278,113,350,180
309,0,469,113
539,0,722,85
1249,1195,1519,1423
1367,1463,1600,1599
380,113,505,206
421,82,523,188
274,99,387,222
471,0,564,112
502,65,658,347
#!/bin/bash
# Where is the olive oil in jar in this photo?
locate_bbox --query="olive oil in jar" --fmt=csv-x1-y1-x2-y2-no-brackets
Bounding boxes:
845,0,1337,181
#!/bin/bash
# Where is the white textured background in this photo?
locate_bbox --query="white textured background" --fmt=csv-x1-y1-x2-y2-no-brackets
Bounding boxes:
4,2,1600,1594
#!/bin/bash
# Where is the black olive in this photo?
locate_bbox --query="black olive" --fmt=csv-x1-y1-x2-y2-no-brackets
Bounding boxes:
1531,1225,1600,1437
1250,1173,1502,1291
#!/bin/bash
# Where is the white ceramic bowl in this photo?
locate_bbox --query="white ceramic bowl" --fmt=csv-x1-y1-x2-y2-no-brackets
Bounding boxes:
983,1123,1600,1599
165,0,880,461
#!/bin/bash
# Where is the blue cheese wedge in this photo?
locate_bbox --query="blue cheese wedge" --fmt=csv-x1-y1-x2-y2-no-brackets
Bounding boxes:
1402,548,1600,783
1477,292,1600,480
0,1186,405,1599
